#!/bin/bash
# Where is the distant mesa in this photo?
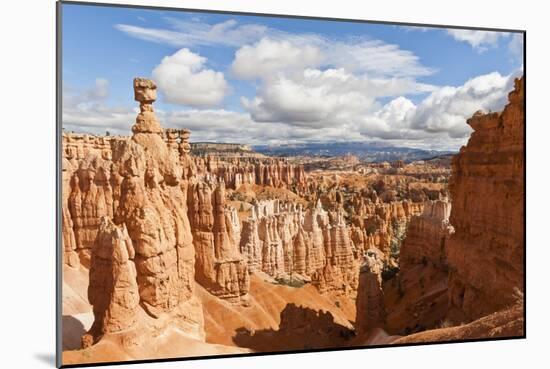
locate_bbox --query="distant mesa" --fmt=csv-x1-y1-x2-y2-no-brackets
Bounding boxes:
190,142,263,158
192,142,253,152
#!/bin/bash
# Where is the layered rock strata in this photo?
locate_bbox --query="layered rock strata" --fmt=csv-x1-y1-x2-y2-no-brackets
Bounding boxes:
355,247,386,335
348,197,424,259
62,158,79,267
354,78,524,338
187,181,250,304
382,199,454,335
311,207,359,296
446,77,525,321
68,154,114,266
193,156,307,190
112,78,196,317
399,200,453,269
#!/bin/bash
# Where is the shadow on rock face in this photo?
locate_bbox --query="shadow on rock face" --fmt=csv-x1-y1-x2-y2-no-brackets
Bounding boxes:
232,303,355,352
62,315,86,350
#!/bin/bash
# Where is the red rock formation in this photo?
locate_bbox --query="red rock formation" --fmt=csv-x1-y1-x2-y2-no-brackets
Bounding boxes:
347,193,424,260
399,200,453,269
131,78,163,135
291,227,308,275
62,134,124,269
238,198,360,295
355,247,386,335
187,181,250,304
393,301,524,344
259,215,286,276
191,156,307,191
111,78,196,318
77,78,205,353
240,200,309,278
165,128,196,179
87,217,139,340
312,207,359,297
68,154,114,266
63,133,116,166
446,77,525,321
239,224,261,270
62,158,79,268
302,200,328,275
326,208,355,267
382,199,453,335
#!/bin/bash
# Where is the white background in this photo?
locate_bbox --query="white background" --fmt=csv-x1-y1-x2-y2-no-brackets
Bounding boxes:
0,0,546,368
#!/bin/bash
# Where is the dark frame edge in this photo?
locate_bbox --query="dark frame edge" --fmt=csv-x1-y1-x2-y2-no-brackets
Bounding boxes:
58,0,526,33
522,29,527,339
56,1,63,368
58,335,526,369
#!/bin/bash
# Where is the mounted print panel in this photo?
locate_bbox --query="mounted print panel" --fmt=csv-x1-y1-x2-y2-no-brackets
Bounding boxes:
57,1,525,367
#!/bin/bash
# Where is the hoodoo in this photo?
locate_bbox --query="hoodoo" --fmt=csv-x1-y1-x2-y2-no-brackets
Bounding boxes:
80,78,205,350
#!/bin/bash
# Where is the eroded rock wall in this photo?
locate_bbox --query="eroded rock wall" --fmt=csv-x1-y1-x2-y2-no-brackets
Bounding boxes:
355,247,386,335
399,200,453,270
382,199,453,335
62,158,79,268
193,156,307,190
446,77,525,321
187,181,250,304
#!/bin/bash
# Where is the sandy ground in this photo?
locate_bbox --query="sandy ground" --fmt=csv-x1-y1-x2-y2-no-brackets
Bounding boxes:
62,265,94,351
62,264,248,365
199,273,356,347
360,328,402,345
62,326,250,366
62,267,358,364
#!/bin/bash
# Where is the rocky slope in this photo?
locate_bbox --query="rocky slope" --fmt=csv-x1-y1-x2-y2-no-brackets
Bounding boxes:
393,302,523,344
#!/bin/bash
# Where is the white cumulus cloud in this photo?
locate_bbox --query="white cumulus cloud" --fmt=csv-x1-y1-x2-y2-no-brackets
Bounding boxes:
241,67,434,127
231,38,323,80
358,71,520,145
409,71,516,136
152,48,228,107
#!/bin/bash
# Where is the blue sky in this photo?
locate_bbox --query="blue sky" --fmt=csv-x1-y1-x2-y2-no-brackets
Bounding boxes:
62,3,523,150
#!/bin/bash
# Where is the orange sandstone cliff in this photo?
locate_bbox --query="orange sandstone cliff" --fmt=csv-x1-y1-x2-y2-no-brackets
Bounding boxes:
446,77,525,322
354,77,524,341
